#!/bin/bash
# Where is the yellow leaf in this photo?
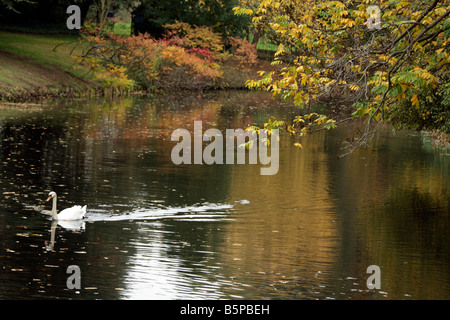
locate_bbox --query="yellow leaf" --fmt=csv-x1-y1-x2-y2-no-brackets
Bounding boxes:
411,94,420,107
301,74,308,85
275,43,286,57
294,142,303,149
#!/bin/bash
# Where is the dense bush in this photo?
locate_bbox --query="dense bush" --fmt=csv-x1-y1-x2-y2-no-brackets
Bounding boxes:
164,21,226,60
77,20,225,91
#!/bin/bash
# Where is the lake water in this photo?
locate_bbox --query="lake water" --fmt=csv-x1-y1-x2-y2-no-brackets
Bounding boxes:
0,91,449,300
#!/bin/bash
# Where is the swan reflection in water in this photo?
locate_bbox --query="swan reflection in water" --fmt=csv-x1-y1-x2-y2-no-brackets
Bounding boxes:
45,220,86,251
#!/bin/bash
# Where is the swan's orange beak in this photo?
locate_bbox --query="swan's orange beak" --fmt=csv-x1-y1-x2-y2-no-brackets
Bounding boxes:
46,196,52,202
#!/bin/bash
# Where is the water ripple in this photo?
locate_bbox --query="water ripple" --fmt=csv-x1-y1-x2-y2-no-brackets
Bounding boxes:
85,202,242,223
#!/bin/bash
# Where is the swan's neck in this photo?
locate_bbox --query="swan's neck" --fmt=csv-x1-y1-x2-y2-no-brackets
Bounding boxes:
51,196,58,220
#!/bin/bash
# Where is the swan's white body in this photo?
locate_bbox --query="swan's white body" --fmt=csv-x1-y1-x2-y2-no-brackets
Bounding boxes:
47,191,86,221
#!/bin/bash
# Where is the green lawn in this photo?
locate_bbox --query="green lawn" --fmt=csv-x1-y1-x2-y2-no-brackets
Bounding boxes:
0,31,87,74
247,34,279,52
0,31,94,98
113,22,132,37
256,39,279,52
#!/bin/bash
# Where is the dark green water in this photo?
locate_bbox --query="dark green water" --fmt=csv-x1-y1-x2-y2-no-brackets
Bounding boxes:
0,91,449,299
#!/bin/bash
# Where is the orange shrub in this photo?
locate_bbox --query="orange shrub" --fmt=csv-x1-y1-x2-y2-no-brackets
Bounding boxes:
78,21,224,91
228,37,258,66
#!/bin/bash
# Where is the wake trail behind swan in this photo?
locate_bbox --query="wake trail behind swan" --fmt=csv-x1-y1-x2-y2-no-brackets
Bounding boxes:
84,201,247,222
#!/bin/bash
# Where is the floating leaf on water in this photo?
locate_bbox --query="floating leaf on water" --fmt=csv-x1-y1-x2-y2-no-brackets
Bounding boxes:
16,233,30,237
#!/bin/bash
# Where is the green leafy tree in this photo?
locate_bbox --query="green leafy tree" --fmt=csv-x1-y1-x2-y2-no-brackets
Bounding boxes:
133,0,250,39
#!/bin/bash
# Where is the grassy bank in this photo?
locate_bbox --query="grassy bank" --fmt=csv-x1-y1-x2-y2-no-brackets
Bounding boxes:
0,31,275,102
0,31,100,100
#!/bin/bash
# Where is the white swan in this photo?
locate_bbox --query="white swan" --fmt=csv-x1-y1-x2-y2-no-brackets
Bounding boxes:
46,191,86,221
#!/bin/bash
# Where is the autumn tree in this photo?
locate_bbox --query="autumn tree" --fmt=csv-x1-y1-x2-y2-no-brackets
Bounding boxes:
235,0,450,155
236,0,314,44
